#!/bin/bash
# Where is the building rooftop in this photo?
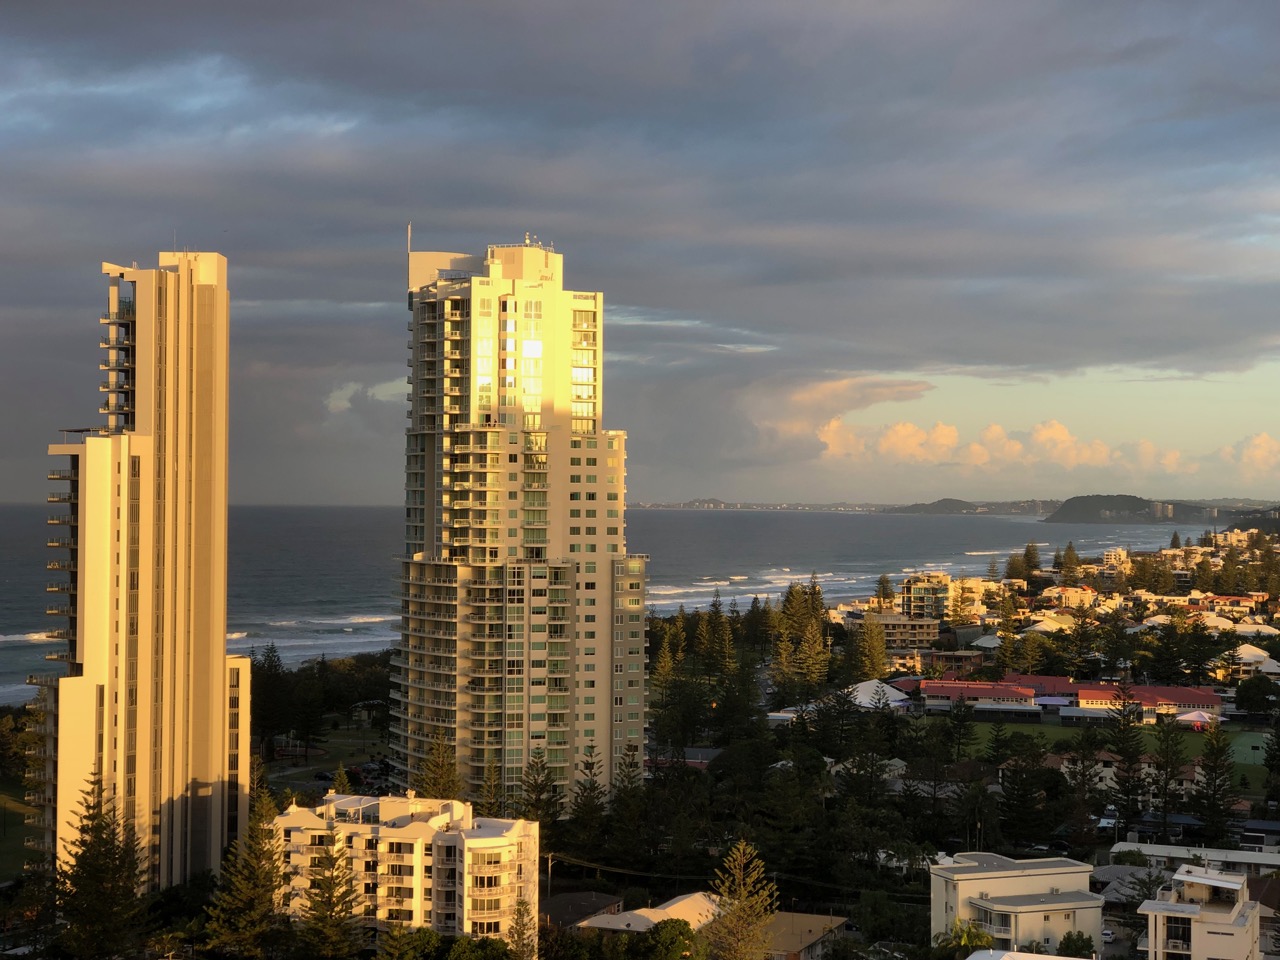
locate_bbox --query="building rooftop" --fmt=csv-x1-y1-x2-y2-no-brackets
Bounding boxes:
765,913,847,955
932,852,1090,878
580,892,719,933
974,891,1104,910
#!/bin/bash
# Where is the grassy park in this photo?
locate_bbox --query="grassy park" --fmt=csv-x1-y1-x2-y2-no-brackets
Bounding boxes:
0,774,36,884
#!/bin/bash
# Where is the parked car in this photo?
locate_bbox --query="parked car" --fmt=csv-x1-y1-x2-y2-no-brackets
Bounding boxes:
1101,930,1116,944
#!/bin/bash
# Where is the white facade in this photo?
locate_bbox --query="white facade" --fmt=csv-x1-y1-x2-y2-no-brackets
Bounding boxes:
391,241,647,795
1138,865,1259,960
930,853,1103,953
31,253,249,889
276,795,537,938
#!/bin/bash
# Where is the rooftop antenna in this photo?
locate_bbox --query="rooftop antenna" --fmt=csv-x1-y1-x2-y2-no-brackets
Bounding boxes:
407,221,412,254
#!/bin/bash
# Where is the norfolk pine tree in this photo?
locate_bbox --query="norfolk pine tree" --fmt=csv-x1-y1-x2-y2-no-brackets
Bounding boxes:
55,777,147,960
477,756,507,818
1150,715,1189,844
518,748,563,827
707,840,777,960
413,735,464,799
1192,721,1240,847
206,765,291,958
1107,683,1148,833
566,744,608,854
874,575,895,612
298,832,364,959
331,762,353,794
508,897,538,960
850,619,887,682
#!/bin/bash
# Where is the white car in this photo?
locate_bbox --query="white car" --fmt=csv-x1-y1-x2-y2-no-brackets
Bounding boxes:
1101,930,1116,944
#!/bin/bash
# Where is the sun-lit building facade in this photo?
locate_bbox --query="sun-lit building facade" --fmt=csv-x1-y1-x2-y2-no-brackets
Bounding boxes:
390,240,647,797
275,794,537,937
31,252,249,889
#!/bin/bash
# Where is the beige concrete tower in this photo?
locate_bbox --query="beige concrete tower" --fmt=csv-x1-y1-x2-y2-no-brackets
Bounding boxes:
31,252,250,889
392,240,647,798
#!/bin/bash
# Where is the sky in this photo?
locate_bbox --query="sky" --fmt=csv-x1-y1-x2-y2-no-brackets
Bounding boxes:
3,2,1280,507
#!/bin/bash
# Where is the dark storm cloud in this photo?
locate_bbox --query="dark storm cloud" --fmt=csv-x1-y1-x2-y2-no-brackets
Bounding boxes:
3,1,1280,502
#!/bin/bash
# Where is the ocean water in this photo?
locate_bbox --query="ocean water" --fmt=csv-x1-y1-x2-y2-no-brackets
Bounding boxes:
0,503,1173,705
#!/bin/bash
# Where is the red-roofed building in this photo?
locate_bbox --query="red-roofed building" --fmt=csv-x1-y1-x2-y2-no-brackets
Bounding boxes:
1001,674,1079,697
1075,684,1220,721
919,680,1037,711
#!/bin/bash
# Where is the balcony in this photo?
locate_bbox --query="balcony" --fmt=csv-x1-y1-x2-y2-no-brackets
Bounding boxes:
46,537,76,549
99,400,133,414
46,515,72,526
45,604,70,617
976,922,1011,936
46,491,76,504
46,559,76,572
99,336,133,349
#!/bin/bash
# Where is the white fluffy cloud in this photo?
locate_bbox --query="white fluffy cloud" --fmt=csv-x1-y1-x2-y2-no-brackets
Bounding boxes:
1218,433,1280,481
809,413,1223,488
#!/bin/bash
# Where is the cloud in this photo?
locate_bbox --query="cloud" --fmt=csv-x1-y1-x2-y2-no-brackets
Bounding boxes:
875,422,961,464
1219,433,1280,482
325,379,404,414
1026,420,1112,469
3,2,1280,504
814,415,1205,482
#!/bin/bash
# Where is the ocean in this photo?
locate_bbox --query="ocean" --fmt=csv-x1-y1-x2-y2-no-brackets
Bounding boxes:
0,503,1174,706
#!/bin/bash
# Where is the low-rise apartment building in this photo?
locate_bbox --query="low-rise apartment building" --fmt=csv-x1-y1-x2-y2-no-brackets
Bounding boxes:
1112,844,1280,878
863,612,941,647
1138,864,1258,960
930,853,1103,954
274,794,538,939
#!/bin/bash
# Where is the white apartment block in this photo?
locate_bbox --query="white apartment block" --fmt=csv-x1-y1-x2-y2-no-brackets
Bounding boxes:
1138,865,1259,960
930,853,1103,953
31,253,249,889
391,240,647,796
276,795,538,938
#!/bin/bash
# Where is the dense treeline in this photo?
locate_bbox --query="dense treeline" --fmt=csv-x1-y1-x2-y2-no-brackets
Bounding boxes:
252,646,392,759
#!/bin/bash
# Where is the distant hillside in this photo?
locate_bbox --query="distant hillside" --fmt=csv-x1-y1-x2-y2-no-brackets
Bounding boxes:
1045,494,1241,524
1227,508,1280,534
1045,494,1157,523
884,498,1059,516
886,498,978,515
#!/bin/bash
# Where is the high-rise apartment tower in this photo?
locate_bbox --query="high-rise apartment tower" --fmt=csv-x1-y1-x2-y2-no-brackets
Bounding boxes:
392,240,647,796
32,252,250,889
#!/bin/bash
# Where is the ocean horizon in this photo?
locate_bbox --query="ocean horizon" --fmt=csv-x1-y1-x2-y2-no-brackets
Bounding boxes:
0,503,1174,705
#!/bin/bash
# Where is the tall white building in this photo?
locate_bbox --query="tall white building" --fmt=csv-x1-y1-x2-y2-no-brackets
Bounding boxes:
31,253,250,889
391,240,647,796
